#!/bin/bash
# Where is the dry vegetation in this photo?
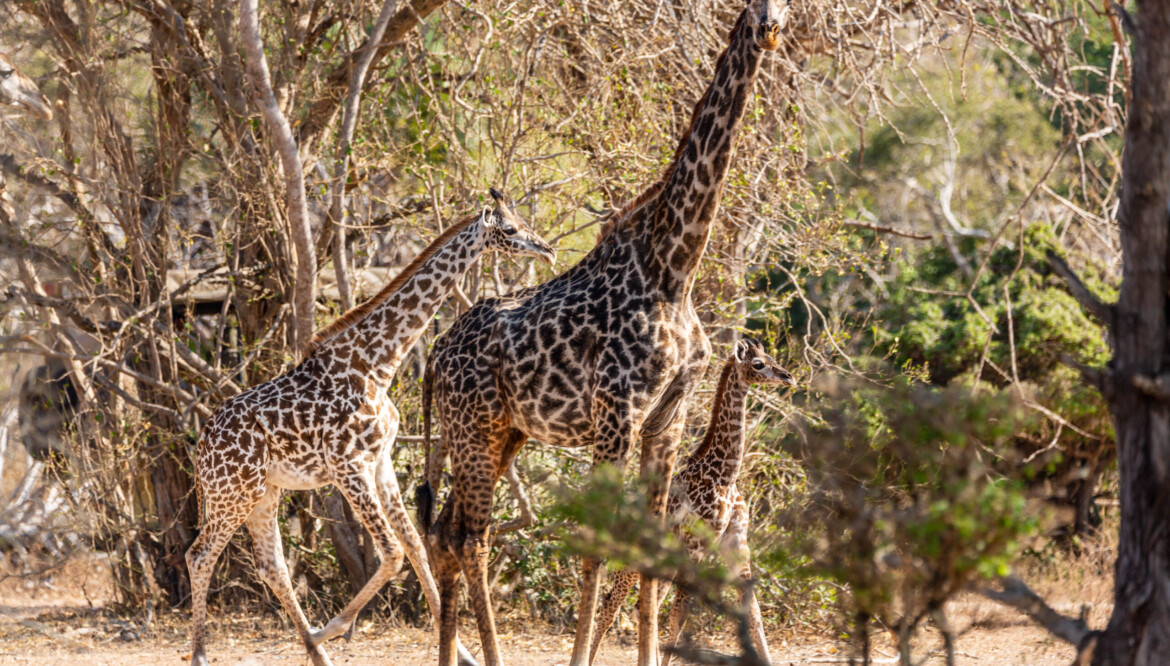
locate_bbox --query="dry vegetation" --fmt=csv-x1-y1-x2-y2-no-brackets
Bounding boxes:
0,0,1147,661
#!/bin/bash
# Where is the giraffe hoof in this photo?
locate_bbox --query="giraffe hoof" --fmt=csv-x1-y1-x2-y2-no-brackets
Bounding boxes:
305,644,334,666
457,642,481,666
307,615,351,647
190,654,209,666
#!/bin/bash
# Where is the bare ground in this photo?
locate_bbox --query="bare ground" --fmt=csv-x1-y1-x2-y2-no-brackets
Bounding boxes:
0,552,1106,665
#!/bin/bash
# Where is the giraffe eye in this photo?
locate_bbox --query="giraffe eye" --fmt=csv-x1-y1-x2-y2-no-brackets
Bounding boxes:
752,359,764,369
502,225,518,236
0,69,11,79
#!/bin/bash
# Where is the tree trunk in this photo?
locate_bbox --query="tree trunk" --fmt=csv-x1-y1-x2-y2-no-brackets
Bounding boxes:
1087,0,1170,660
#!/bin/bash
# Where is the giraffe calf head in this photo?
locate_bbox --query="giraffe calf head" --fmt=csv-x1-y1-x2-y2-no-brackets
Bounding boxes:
0,53,53,121
733,338,796,387
481,187,557,265
745,0,789,51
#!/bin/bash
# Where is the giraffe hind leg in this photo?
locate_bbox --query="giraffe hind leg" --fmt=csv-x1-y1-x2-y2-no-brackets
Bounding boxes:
244,485,334,666
186,486,262,666
374,449,480,666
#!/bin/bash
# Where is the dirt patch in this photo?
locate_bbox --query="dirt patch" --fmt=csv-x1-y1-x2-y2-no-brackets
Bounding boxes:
0,553,1100,665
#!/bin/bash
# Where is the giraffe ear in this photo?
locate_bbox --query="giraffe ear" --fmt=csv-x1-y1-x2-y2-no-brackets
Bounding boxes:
480,206,495,226
734,339,750,362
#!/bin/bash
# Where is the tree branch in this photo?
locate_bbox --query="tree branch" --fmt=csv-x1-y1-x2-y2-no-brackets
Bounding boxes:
1058,353,1114,398
1132,373,1170,402
494,462,538,536
328,0,402,311
1045,249,1114,325
295,0,449,146
841,220,932,240
239,0,317,352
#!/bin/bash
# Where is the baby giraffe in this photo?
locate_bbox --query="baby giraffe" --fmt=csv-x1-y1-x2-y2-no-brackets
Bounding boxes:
185,189,555,666
590,338,794,666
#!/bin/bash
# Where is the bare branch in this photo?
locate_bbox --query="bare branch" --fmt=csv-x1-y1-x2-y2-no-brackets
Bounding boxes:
841,220,932,240
329,0,402,310
1132,373,1170,402
494,462,538,535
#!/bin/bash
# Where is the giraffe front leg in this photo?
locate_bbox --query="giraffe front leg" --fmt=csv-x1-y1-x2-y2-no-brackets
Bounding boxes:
660,583,692,666
637,404,693,666
308,468,406,648
569,401,637,666
724,495,770,663
589,570,640,666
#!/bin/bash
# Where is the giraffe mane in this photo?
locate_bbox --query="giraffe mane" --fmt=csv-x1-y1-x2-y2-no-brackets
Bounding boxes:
306,212,480,355
597,12,748,243
689,357,738,460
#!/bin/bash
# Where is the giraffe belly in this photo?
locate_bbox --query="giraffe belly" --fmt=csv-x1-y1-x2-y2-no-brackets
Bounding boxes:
267,459,329,490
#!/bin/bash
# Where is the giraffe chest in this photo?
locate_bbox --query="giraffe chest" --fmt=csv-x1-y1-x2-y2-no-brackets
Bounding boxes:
669,464,736,533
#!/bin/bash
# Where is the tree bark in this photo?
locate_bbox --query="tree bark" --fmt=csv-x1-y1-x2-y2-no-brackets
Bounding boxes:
239,0,317,352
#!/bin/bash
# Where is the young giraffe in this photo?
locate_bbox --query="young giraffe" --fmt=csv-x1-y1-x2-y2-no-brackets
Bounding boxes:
416,4,789,665
589,339,794,666
184,189,555,666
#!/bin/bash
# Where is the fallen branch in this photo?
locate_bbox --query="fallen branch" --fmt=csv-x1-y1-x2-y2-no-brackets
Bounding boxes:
980,576,1095,648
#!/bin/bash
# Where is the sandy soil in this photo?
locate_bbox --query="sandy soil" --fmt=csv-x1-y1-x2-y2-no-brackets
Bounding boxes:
0,554,1096,665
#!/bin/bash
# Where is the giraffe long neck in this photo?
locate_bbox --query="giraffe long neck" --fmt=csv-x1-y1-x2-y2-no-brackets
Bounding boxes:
689,363,751,487
319,224,485,383
646,13,765,297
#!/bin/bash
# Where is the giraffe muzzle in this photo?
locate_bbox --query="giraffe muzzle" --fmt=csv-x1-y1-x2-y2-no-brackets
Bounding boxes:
15,90,53,120
758,23,782,51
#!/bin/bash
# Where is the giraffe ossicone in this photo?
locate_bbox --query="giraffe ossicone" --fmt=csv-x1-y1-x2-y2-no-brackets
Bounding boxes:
184,190,554,666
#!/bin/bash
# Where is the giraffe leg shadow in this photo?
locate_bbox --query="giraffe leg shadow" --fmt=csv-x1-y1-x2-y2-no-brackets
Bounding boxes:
245,485,334,666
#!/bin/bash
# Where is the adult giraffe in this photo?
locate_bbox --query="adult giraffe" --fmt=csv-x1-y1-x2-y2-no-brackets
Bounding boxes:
417,3,789,665
0,53,52,121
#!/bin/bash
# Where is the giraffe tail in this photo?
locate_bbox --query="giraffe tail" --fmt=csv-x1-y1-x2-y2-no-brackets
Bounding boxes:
416,350,438,530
